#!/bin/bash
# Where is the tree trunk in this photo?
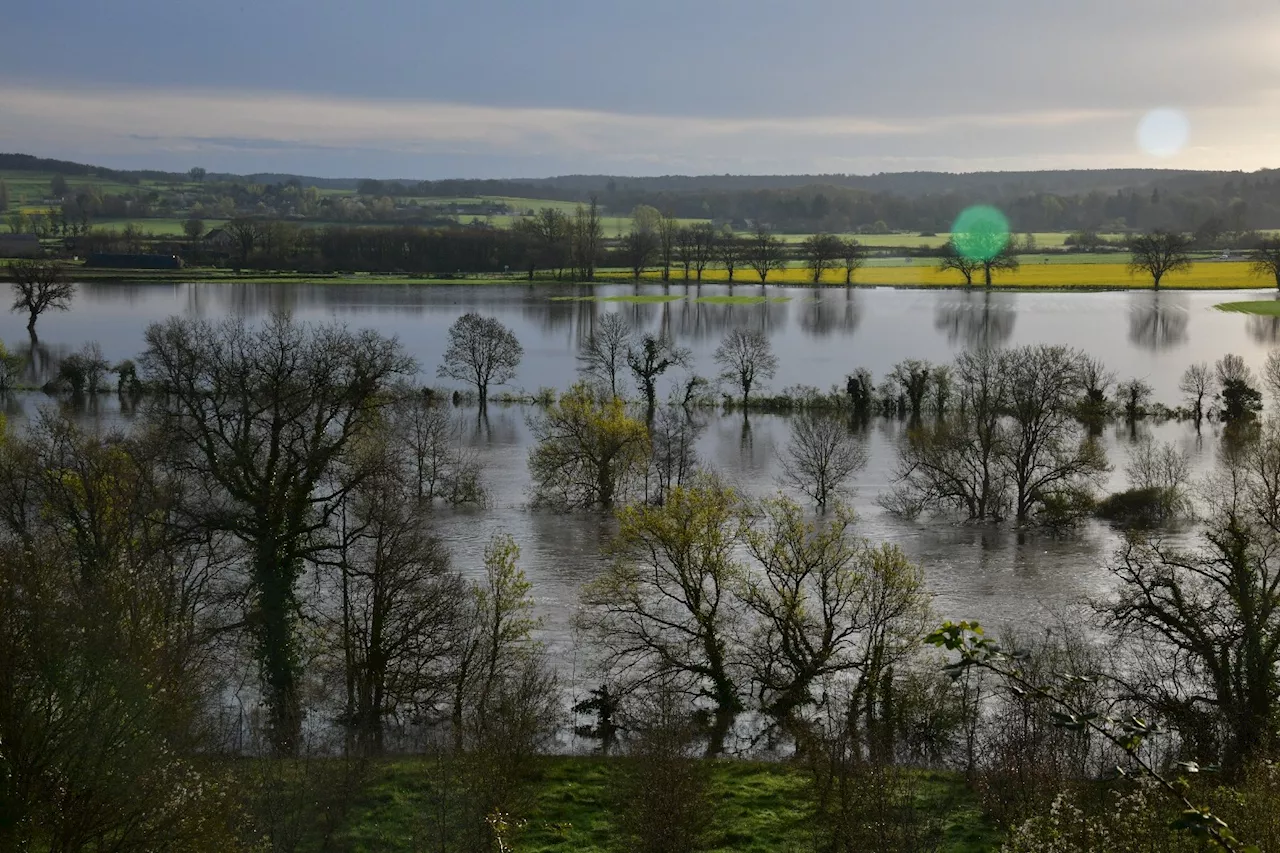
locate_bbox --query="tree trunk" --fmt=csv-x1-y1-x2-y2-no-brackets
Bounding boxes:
256,542,302,755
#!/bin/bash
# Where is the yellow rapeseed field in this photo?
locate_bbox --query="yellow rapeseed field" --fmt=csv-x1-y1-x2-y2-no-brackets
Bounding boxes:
644,262,1268,290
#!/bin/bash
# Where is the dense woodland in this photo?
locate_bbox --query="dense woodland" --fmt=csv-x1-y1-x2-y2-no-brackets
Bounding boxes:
4,293,1280,850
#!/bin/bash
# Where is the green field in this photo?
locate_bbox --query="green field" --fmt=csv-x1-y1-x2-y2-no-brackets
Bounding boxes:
323,756,997,853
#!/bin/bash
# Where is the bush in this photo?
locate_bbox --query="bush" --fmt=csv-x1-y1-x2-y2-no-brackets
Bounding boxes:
1096,486,1182,527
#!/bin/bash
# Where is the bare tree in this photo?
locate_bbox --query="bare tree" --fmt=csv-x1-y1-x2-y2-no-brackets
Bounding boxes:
801,233,842,283
317,461,465,754
714,328,778,408
620,230,658,279
716,231,746,282
657,210,679,282
571,197,604,280
515,207,571,279
1128,230,1194,288
673,226,697,281
9,259,74,334
778,413,866,509
391,389,485,505
628,333,691,420
1249,237,1280,289
839,238,867,285
747,224,786,283
689,222,718,282
938,240,982,286
436,312,523,409
1179,362,1216,427
578,312,633,398
648,401,706,506
140,313,415,753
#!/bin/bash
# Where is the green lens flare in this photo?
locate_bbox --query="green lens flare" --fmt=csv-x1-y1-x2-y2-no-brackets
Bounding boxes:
951,205,1010,262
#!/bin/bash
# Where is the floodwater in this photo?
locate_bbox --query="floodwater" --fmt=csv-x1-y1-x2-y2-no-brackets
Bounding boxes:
1,281,1275,645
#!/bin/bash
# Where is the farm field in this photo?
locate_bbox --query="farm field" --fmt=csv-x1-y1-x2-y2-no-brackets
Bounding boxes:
637,260,1269,289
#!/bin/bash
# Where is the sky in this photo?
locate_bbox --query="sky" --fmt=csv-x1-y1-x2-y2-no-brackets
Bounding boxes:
2,0,1279,179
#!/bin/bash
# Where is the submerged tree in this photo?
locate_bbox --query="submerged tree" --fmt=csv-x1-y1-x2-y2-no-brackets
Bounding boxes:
628,333,691,421
140,313,415,753
528,383,650,510
8,259,74,335
577,312,633,399
437,312,522,409
714,328,778,408
778,412,866,510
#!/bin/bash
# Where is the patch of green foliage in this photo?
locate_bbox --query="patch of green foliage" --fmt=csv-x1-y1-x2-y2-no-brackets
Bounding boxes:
1215,299,1280,316
547,294,685,303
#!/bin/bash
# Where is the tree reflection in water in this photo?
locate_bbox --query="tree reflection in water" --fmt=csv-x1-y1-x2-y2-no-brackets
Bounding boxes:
933,289,1016,349
1127,291,1188,352
799,288,862,338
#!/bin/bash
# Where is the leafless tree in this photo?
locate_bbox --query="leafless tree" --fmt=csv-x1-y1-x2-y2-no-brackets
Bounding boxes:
747,224,786,283
571,197,604,280
316,460,465,754
938,240,982,286
714,328,778,407
140,313,415,753
515,207,571,279
8,259,74,334
716,231,747,282
801,233,842,283
620,228,659,279
436,312,523,409
673,226,697,281
1179,362,1216,427
1128,230,1194,288
839,238,867,285
391,389,485,505
648,401,706,506
657,210,679,282
778,412,867,509
578,312,633,398
1249,237,1280,289
688,222,718,282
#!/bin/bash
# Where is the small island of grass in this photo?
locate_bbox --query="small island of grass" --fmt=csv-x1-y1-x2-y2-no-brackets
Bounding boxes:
1215,300,1280,316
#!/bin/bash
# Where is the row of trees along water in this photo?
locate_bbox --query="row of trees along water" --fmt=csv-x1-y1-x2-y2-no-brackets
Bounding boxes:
5,307,1280,850
15,204,1280,288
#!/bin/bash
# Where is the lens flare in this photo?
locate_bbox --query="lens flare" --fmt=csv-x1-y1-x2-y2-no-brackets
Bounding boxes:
951,205,1010,262
1137,108,1189,158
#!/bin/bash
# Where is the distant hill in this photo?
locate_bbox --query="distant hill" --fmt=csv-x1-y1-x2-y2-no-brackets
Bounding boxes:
1,151,1266,199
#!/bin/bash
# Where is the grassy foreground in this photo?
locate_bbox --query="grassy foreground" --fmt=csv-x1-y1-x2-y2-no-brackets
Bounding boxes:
1215,300,1280,315
328,756,998,853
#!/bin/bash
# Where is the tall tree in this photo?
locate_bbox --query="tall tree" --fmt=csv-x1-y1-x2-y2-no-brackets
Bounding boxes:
839,238,867,285
689,222,718,282
778,413,866,510
139,313,415,753
1248,236,1280,289
716,231,746,282
657,210,679,282
747,224,786,283
581,476,746,755
1128,230,1194,289
714,328,778,408
225,217,259,268
436,312,523,409
801,233,842,283
1179,362,1216,429
577,312,633,398
8,259,74,335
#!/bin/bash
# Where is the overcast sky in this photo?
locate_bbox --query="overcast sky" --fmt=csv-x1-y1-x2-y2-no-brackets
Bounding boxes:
2,0,1279,178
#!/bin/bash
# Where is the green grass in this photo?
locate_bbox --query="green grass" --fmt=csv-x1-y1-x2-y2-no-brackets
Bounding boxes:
331,756,999,853
92,217,228,236
1215,300,1280,316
